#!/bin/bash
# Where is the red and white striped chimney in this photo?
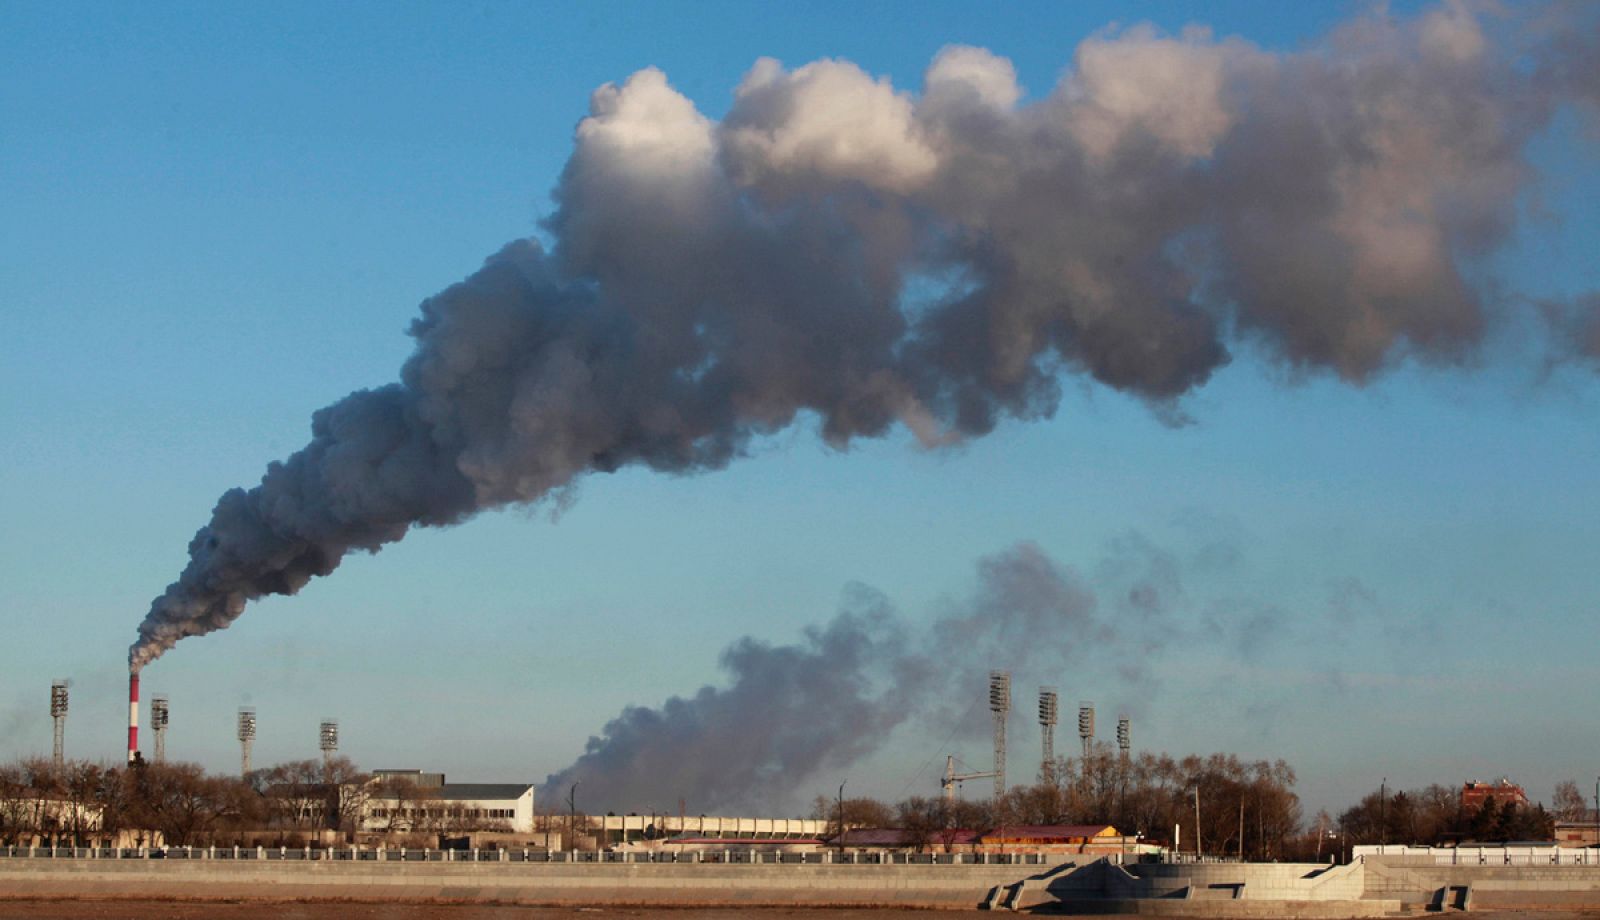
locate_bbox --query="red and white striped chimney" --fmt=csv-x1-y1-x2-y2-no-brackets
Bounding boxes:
127,672,139,763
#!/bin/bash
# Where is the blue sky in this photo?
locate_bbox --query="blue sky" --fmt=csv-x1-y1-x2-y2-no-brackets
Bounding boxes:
2,0,1597,818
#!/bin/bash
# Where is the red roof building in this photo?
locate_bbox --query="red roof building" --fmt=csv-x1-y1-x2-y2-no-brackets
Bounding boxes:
1462,779,1529,812
831,827,981,848
980,824,1118,845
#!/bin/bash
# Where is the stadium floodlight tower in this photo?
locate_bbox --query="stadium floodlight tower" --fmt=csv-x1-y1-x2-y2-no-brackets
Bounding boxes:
49,680,69,768
1078,701,1096,786
319,719,339,769
1116,714,1132,857
151,695,170,763
1038,687,1059,785
989,670,1011,798
237,708,257,777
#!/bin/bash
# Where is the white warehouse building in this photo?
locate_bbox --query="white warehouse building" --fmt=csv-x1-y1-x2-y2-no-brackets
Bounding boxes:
363,770,535,835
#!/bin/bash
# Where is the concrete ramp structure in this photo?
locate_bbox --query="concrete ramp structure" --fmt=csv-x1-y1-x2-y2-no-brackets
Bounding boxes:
988,855,1600,914
1361,855,1600,912
988,858,1397,915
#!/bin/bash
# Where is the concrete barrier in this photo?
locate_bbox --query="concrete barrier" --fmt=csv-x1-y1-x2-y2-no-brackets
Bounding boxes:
1361,856,1600,909
9,853,1595,914
0,858,1034,909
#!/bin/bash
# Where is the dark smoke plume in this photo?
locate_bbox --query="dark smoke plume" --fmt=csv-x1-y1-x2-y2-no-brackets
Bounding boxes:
133,3,1599,669
543,542,1153,813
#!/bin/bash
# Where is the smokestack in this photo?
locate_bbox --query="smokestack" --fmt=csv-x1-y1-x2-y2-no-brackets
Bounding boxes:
50,680,68,769
127,672,139,764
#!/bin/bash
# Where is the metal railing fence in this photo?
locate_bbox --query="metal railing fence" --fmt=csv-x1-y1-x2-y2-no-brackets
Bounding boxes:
0,844,1053,866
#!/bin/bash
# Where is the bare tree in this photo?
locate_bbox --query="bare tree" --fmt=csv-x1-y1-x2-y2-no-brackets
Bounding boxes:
59,761,110,846
132,762,234,846
811,794,894,842
262,760,327,831
891,748,1303,858
368,775,438,837
895,796,944,852
0,762,35,845
320,757,371,836
1553,781,1589,823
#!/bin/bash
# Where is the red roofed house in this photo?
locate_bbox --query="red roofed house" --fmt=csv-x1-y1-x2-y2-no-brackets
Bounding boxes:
1461,779,1529,813
980,824,1122,853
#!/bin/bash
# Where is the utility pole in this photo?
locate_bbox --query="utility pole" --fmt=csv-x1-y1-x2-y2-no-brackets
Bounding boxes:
837,780,847,859
568,782,579,852
1238,799,1245,861
1193,787,1203,859
1380,777,1387,849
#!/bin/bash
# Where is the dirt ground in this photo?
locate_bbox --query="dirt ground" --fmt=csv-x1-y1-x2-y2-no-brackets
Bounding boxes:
6,904,1600,920
0,904,980,920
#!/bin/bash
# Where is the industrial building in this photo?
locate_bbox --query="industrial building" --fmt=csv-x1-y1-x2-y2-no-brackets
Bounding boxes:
595,814,829,848
363,770,535,835
1554,810,1600,848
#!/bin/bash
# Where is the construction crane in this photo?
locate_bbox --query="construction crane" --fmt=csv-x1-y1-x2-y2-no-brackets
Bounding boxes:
941,755,999,803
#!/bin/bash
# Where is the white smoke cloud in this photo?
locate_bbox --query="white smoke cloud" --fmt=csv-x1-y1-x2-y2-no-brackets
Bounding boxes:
723,57,939,195
1063,24,1245,163
133,2,1599,670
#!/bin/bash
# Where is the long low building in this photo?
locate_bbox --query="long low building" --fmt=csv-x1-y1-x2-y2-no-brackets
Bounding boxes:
592,814,828,845
268,769,836,845
363,771,536,835
360,774,825,843
363,783,536,835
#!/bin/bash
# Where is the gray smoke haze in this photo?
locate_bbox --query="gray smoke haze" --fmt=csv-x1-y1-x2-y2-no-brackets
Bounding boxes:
1543,292,1600,369
543,542,1158,813
134,2,1600,669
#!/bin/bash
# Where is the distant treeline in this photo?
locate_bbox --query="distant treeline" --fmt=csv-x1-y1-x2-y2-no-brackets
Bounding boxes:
816,744,1303,860
0,756,493,848
811,742,1575,858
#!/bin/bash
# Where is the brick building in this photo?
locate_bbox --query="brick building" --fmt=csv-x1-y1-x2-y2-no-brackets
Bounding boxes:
1461,779,1529,812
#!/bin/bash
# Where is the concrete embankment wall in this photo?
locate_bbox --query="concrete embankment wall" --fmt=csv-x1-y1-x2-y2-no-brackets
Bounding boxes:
1119,863,1365,901
1362,857,1600,909
1004,860,1393,916
0,859,1028,909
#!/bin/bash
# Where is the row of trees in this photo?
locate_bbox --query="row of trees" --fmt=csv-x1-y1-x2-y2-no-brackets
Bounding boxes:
1329,784,1562,849
1,757,258,847
813,744,1304,859
0,756,508,848
812,747,1589,856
